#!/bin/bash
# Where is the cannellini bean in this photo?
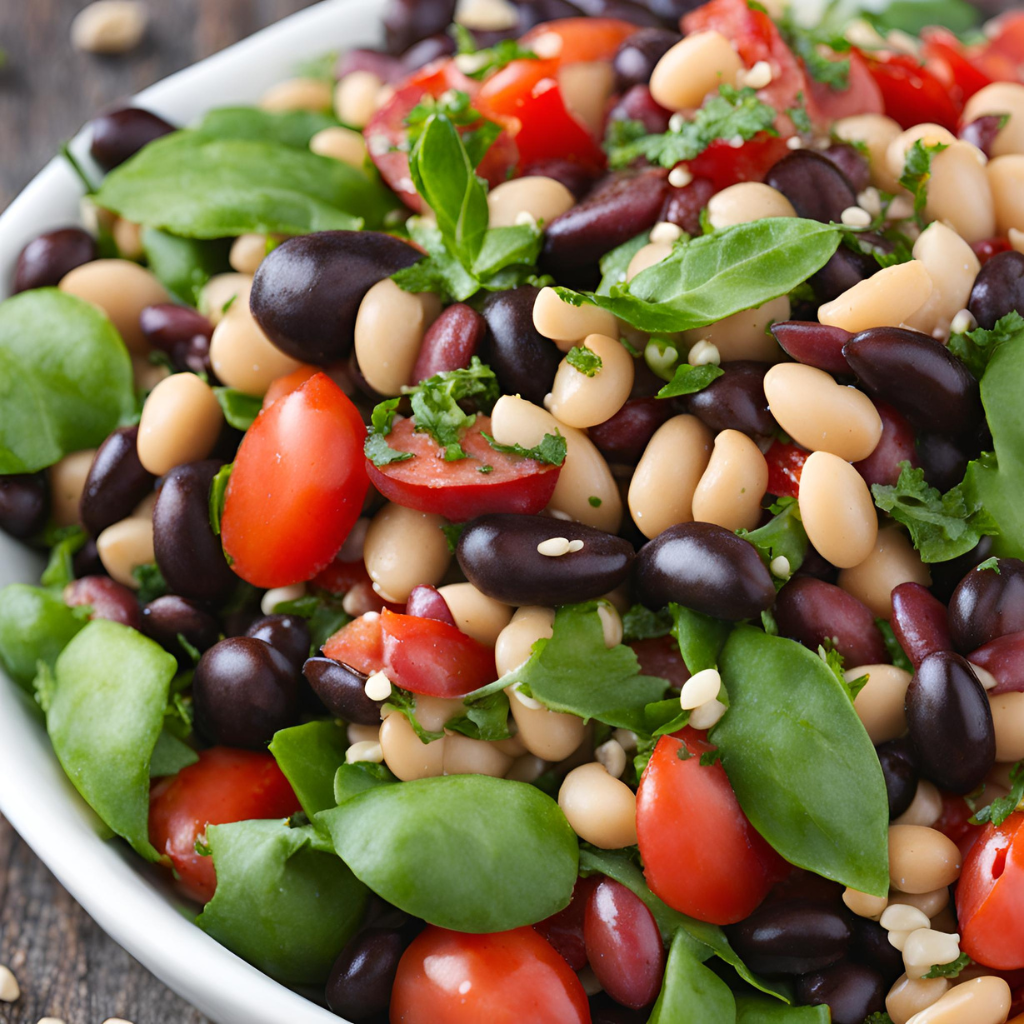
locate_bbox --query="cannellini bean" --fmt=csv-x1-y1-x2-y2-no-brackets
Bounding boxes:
886,123,959,181
844,887,888,920
886,973,951,1024
363,503,450,602
437,583,512,646
681,296,789,363
893,780,944,828
0,964,19,1002
199,273,252,326
334,71,383,128
963,81,1024,157
532,287,619,349
987,154,1024,234
888,825,962,893
71,0,146,53
706,182,796,230
261,77,333,112
443,732,514,777
888,886,950,920
903,976,1010,1024
136,373,223,476
96,515,154,588
379,713,445,780
626,241,673,281
112,217,143,260
487,177,575,230
989,691,1024,762
509,687,585,761
904,222,982,338
310,125,368,167
229,234,271,276
925,142,996,244
649,31,744,112
851,663,912,744
495,606,555,676
261,583,305,616
209,297,302,395
547,333,634,428
558,762,638,849
818,261,934,333
690,429,768,531
838,526,931,619
833,113,904,193
48,449,97,527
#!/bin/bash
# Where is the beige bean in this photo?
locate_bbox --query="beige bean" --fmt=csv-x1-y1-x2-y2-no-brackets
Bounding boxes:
505,753,548,782
925,142,996,244
310,125,368,167
112,218,143,261
495,606,555,676
442,732,514,777
59,259,169,354
626,241,672,281
963,81,1024,157
690,429,768,531
797,451,879,569
597,601,623,648
558,762,638,849
629,414,714,539
886,123,959,181
487,177,575,230
833,113,904,193
199,273,252,326
334,71,383,128
261,77,333,113
706,182,796,230
548,334,634,429
437,583,512,646
354,279,440,396
71,0,146,53
132,353,169,393
893,780,944,828
886,974,951,1024
558,61,616,137
379,713,446,780
48,450,97,527
229,234,271,276
509,687,585,760
682,296,789,363
209,299,302,395
904,222,982,339
989,691,1024,762
96,516,155,588
889,886,950,921
838,526,931,619
889,825,962,893
902,927,961,980
818,261,934,333
987,155,1024,234
843,887,888,920
649,31,743,112
363,502,451,602
532,287,619,349
136,373,223,476
904,977,1011,1024
412,694,465,733
850,663,912,744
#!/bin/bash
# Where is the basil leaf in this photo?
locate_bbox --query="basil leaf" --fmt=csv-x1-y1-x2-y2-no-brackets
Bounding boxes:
40,525,87,590
670,603,731,674
198,820,367,985
736,996,829,1022
317,775,578,931
194,106,341,147
213,386,262,431
775,12,851,91
472,224,543,279
0,584,88,690
269,720,350,817
334,761,397,805
713,627,890,896
149,729,199,777
141,229,231,306
949,311,1024,379
657,363,724,397
648,931,736,1024
272,593,350,652
46,620,178,860
208,462,232,537
383,688,446,743
597,231,651,296
737,496,808,578
392,219,481,302
0,290,135,474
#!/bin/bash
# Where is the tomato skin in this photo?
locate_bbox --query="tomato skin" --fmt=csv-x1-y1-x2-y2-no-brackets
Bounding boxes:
686,134,792,190
957,812,1024,970
380,609,496,696
262,364,318,408
518,18,638,65
390,926,592,1024
922,29,993,104
221,373,369,588
637,728,786,925
862,52,962,131
806,49,884,122
534,876,598,970
148,747,300,904
365,416,561,521
974,237,1013,264
765,441,809,499
322,613,385,674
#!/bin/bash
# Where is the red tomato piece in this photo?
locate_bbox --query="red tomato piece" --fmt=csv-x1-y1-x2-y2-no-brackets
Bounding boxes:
221,373,369,588
922,29,993,104
148,748,300,904
765,440,809,499
365,415,561,521
862,52,962,131
534,876,598,970
390,926,592,1024
974,13,1024,82
381,609,496,695
806,49,884,123
957,812,1024,970
261,364,318,408
934,792,986,861
637,728,786,925
686,134,792,190
518,18,638,65
322,613,385,674
312,558,374,596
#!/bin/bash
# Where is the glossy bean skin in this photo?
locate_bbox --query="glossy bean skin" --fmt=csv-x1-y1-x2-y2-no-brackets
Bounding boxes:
850,917,905,983
843,327,982,438
725,901,851,977
411,303,485,382
13,228,97,293
589,397,672,463
633,522,776,621
246,613,311,670
588,994,649,1024
770,321,852,376
88,107,175,170
811,244,880,304
0,473,49,540
684,361,774,437
613,28,680,89
303,656,382,725
877,738,919,819
139,304,215,377
326,927,406,1020
796,963,887,1024
891,582,953,669
821,144,872,193
457,514,634,606
79,426,155,537
969,630,1024,694
765,151,857,223
906,651,996,794
959,114,1005,157
336,48,405,82
928,536,994,603
968,250,1024,329
853,400,917,489
64,575,142,629
659,176,716,235
400,35,456,73
519,158,598,201
140,595,220,656
381,0,455,54
72,538,103,578
152,460,238,603
405,585,456,626
250,231,422,364
948,558,1024,652
916,431,974,493
607,84,672,136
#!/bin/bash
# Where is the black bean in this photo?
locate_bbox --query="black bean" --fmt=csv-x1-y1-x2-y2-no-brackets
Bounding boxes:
193,637,300,748
572,0,663,24
725,901,851,977
684,361,775,437
613,28,680,89
381,0,455,53
906,651,995,794
968,250,1024,330
810,244,879,304
304,657,382,726
876,738,918,819
607,83,672,136
72,537,104,578
519,158,598,200
326,928,405,1020
140,595,221,655
246,613,311,669
89,107,176,171
633,522,775,621
765,151,858,224
458,514,634,606
250,231,422,364
152,460,237,603
588,994,649,1024
80,426,155,537
400,34,456,72
13,228,97,293
795,963,887,1024
849,917,905,984
948,557,1024,652
139,304,214,377
959,114,1004,158
820,143,871,193
915,431,974,492
336,47,406,83
64,576,142,629
929,535,995,603
0,473,49,540
589,397,672,463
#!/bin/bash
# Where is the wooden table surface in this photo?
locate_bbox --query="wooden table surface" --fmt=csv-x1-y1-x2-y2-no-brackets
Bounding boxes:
0,7,314,1022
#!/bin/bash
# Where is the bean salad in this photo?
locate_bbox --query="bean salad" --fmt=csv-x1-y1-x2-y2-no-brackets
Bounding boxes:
2,0,1024,1021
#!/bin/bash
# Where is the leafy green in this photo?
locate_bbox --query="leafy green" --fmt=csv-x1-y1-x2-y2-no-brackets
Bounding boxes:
451,23,538,79
383,688,445,744
213,387,262,431
649,931,736,1024
971,761,1024,827
565,344,602,377
194,106,340,147
738,496,808,579
900,139,949,226
40,525,87,590
670,603,731,675
656,362,724,398
269,720,350,817
776,10,851,91
820,645,869,703
877,618,914,673
923,952,972,979
131,562,167,604
141,229,231,306
736,997,829,1022
148,729,199,777
334,761,397,805
447,689,513,742
0,584,88,690
208,462,232,537
441,521,465,554
597,231,651,296
863,1014,895,1024
622,604,673,642
863,0,978,37
481,431,567,466
272,592,350,652
977,556,1001,573
364,395,415,466
949,311,1024,380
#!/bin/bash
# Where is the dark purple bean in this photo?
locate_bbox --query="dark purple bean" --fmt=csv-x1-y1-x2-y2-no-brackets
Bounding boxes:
458,514,634,606
849,917,905,984
140,595,220,656
968,250,1024,330
959,114,1005,158
0,473,49,540
513,0,588,33
79,426,155,537
658,176,716,236
589,397,671,463
774,577,888,665
139,304,214,377
916,431,974,492
607,83,672,136
613,28,680,89
303,656,382,725
588,995,649,1024
336,48,405,83
519,158,598,200
949,557,1024,652
572,0,662,23
63,576,142,629
929,536,994,603
853,400,918,489
152,460,237,603
246,613,312,670
810,243,879,303
725,901,850,977
765,151,857,224
796,963,886,1024
794,544,839,584
72,538,104,578
890,582,953,669
89,107,176,171
770,321,852,376
13,228,97,293
380,0,455,54
684,361,775,437
412,302,484,381
405,585,456,625
820,143,871,193
876,738,918,819
969,631,1024,694
633,522,775,621
480,286,562,406
401,34,456,71
326,927,405,1020
250,231,422,364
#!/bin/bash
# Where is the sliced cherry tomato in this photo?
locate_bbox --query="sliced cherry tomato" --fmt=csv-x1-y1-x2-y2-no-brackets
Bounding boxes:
637,728,787,925
534,876,598,970
806,49,884,122
935,791,985,861
518,17,637,65
148,747,300,903
862,52,962,131
765,440,809,499
957,811,1024,970
922,28,993,104
973,237,1013,264
974,12,1024,82
687,134,792,190
322,612,385,674
380,608,496,696
262,364,318,408
365,415,561,521
221,373,369,589
390,926,591,1024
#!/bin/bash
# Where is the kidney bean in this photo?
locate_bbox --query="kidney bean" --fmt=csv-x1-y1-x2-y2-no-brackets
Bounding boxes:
916,431,973,492
457,514,634,606
810,244,879,304
929,536,994,603
958,114,1005,157
152,460,237,603
400,34,456,72
88,107,175,171
969,631,1024,694
793,544,839,584
405,585,456,626
519,159,598,201
765,151,858,224
949,557,1024,652
574,0,663,23
630,635,690,687
843,327,982,438
380,0,454,53
796,963,887,1024
633,522,776,621
411,303,484,382
336,47,405,82
658,176,716,235
876,738,919,819
303,656,382,725
613,30,680,90
0,472,49,540
79,426,155,537
853,400,917,489
534,876,597,971
13,227,97,293
906,650,996,794
890,582,952,669
246,613,311,670
607,83,672,137
725,900,851,977
72,538,104,578
140,595,220,655
139,304,214,377
589,397,671,464
684,361,775,437
849,917,905,984
584,878,665,1010
326,926,406,1020
821,144,872,193
770,321,852,376
63,575,141,629
968,250,1024,330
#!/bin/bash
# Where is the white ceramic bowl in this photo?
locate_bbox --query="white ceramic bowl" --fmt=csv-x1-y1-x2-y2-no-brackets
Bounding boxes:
0,3,385,1021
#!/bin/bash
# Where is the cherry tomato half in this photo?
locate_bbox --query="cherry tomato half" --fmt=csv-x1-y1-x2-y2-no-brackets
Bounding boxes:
922,28,993,105
322,612,385,675
221,372,369,589
765,440,809,499
390,926,592,1024
148,747,300,903
806,49,884,123
687,134,792,190
862,51,962,131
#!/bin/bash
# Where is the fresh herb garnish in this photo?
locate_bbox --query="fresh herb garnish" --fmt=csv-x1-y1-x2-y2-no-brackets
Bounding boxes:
447,689,513,741
441,521,465,554
970,761,1024,827
364,398,415,467
899,139,949,227
949,311,1024,379
132,563,168,604
656,362,724,397
776,9,852,91
737,496,808,581
40,525,87,590
923,952,972,979
213,387,262,431
977,556,1001,573
622,604,674,642
818,644,869,703
208,463,233,537
451,23,538,80
273,593,350,653
482,431,568,466
876,618,914,673
566,344,602,377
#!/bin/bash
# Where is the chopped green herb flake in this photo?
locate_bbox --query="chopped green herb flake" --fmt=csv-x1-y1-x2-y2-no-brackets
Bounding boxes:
923,952,972,979
566,344,603,377
441,521,465,554
971,761,1024,827
450,23,538,79
208,462,233,537
776,11,852,91
588,496,603,508
949,310,1024,379
899,139,949,226
977,557,1001,573
482,430,567,466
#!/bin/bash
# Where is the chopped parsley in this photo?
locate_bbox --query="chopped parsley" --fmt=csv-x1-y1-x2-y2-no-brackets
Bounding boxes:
208,462,233,536
364,397,415,467
621,604,674,642
451,23,538,80
971,761,1024,827
949,311,1024,380
922,952,972,979
566,344,602,377
899,139,949,226
588,496,603,508
482,431,568,466
776,9,852,91
977,556,1001,573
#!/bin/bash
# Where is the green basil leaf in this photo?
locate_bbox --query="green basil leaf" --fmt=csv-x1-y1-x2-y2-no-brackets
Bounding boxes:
392,219,480,302
0,584,88,690
198,820,367,985
334,761,397,805
472,224,543,279
141,229,231,306
317,775,577,931
0,289,135,474
713,627,890,895
194,106,340,147
656,362,724,397
597,231,651,296
208,462,232,537
149,728,199,777
737,496,808,579
46,620,178,860
365,431,415,466
649,931,737,1024
270,720,350,818
736,996,829,1022
670,603,731,674
622,604,673,642
272,593,350,652
212,387,262,431
40,525,87,590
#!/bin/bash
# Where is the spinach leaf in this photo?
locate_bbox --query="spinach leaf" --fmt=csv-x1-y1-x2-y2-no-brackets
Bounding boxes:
269,720,350,817
597,231,651,296
198,820,367,985
736,996,829,1022
713,627,890,896
0,289,135,474
670,603,731,674
334,761,397,805
656,363,724,398
737,496,808,578
0,584,88,690
272,592,350,652
194,106,341,147
46,620,178,860
141,229,231,306
40,525,87,589
948,311,1024,379
317,775,577,932
149,729,199,777
648,931,736,1024
213,387,262,431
